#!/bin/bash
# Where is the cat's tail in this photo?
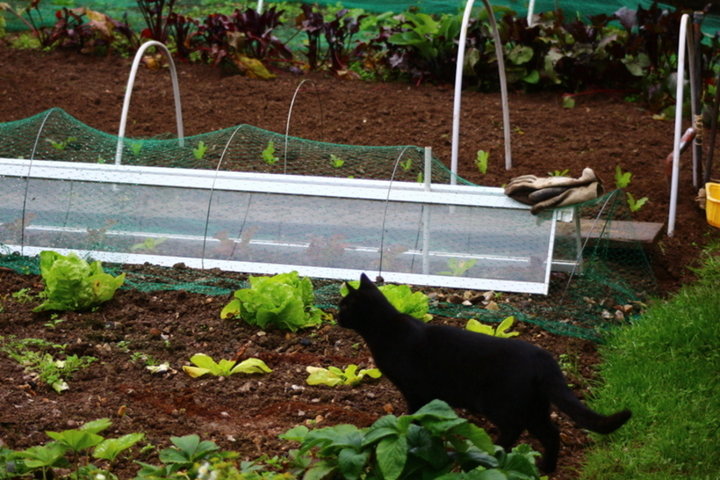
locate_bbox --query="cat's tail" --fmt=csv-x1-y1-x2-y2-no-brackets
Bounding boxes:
543,365,631,434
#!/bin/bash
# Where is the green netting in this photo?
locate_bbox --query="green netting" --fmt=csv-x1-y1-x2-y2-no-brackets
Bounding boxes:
0,107,457,183
0,109,656,342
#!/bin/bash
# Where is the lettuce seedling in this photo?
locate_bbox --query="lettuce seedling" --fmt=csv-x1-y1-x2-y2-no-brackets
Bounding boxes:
221,271,324,331
341,281,432,322
465,316,520,338
34,251,125,312
306,365,381,387
182,353,272,378
261,140,279,165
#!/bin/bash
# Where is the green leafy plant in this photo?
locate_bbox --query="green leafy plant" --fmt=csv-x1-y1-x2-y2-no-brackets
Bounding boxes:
281,399,542,479
399,157,413,171
341,282,432,321
47,136,78,150
614,165,633,189
548,169,570,177
306,364,381,387
465,316,520,338
221,271,324,331
562,95,576,109
43,313,66,329
262,140,279,165
130,141,144,155
182,353,272,378
438,258,477,276
192,140,208,160
626,192,649,212
11,418,144,479
0,336,96,392
474,149,489,175
329,154,345,168
11,287,35,303
135,434,221,479
130,236,167,252
34,250,125,312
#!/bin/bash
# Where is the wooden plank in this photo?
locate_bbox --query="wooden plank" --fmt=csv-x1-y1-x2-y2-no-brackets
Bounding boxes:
557,219,664,244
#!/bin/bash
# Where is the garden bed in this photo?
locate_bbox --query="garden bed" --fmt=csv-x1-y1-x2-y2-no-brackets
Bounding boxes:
1,264,602,479
1,43,720,479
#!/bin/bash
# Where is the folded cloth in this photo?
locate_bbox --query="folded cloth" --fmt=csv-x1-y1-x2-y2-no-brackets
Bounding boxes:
504,167,603,214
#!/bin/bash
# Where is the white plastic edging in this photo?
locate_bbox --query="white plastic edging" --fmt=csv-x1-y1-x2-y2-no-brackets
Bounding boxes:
0,158,529,209
668,14,689,237
451,0,512,184
115,41,185,165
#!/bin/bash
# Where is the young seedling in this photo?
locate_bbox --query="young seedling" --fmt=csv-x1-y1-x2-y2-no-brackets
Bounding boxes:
400,157,413,171
329,154,345,168
475,150,489,175
614,165,633,189
11,287,35,304
130,237,167,253
465,316,520,338
44,313,66,329
0,337,96,392
305,364,382,387
548,169,570,177
562,95,576,109
438,258,477,276
261,141,279,165
182,353,272,378
47,136,78,151
130,142,144,155
626,192,649,212
192,141,208,160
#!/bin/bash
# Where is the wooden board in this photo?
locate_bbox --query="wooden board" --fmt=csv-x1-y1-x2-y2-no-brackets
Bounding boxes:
557,219,665,244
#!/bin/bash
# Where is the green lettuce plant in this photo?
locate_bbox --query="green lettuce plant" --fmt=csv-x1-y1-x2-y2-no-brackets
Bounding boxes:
281,399,542,480
474,149,489,175
220,271,324,331
262,140,279,165
182,353,272,378
306,364,381,387
438,258,477,277
34,250,125,312
341,281,432,321
465,316,520,338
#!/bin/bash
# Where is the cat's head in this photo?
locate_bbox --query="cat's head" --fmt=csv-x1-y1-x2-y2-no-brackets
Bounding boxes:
337,273,392,330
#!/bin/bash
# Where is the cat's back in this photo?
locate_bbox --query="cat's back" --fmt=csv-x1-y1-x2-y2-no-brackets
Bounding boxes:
424,323,550,362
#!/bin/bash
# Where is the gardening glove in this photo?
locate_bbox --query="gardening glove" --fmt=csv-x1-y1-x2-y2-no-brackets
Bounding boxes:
529,181,603,214
504,167,603,213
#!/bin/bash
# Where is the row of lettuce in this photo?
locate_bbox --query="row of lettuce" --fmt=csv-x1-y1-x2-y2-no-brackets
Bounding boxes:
2,0,718,112
1,250,542,479
0,403,544,480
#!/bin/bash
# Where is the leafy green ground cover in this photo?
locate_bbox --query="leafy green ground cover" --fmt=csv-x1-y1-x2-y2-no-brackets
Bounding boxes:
580,244,720,480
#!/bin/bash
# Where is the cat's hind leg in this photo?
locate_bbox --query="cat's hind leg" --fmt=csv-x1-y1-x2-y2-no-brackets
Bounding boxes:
527,414,560,473
495,421,524,454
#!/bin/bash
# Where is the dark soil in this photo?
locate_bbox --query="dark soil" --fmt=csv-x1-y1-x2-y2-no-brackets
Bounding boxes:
1,44,719,479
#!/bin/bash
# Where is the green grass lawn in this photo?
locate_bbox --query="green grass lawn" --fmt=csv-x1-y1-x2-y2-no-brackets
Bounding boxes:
579,245,720,480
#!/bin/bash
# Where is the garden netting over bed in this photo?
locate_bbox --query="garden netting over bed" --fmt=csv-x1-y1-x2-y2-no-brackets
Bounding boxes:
0,108,656,342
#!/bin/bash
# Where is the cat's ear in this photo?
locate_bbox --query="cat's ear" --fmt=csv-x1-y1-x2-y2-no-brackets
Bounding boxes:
359,273,374,288
344,281,357,293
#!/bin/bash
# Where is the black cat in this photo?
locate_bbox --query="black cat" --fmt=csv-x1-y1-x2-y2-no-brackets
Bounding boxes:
338,273,631,472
